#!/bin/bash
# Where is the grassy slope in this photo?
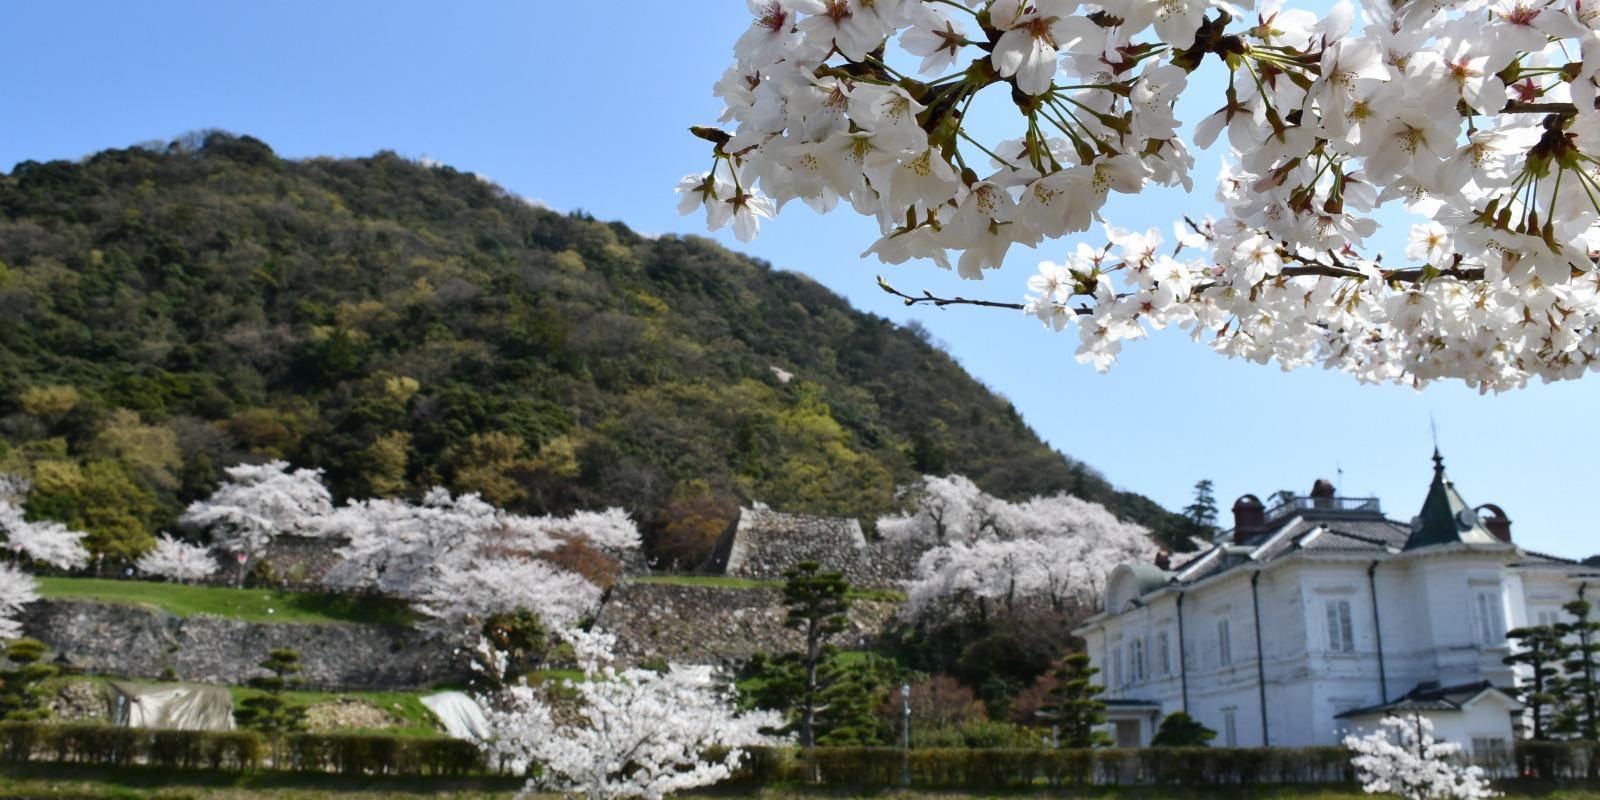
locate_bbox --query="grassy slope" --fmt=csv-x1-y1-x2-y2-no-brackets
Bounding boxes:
36,577,414,625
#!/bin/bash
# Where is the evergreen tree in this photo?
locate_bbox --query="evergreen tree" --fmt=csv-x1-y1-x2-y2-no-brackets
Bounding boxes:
1039,653,1112,748
1182,480,1218,540
0,639,57,721
780,562,851,748
814,654,899,746
1150,711,1216,747
1504,624,1571,740
234,648,307,735
1558,598,1599,739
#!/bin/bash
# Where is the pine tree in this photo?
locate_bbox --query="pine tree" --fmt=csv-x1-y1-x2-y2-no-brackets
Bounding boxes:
1557,598,1599,739
1150,711,1216,747
0,639,57,721
780,562,851,748
1504,624,1571,740
234,648,307,735
1182,479,1218,540
1039,653,1112,748
814,655,897,746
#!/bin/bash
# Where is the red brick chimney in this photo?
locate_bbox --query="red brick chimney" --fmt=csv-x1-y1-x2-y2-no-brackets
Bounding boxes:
1476,504,1512,543
1232,494,1266,545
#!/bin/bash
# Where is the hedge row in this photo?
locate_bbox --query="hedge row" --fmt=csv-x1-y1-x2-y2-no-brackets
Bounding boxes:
731,746,1359,787
1517,740,1600,779
0,723,479,776
0,722,1591,786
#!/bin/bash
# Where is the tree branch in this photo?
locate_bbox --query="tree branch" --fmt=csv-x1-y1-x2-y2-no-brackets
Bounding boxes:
877,275,1031,310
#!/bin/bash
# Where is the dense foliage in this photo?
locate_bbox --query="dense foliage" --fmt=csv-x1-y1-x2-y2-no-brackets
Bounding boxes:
0,131,1184,559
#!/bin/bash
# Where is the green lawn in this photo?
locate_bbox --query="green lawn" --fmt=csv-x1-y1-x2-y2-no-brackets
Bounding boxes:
36,577,414,625
228,686,442,737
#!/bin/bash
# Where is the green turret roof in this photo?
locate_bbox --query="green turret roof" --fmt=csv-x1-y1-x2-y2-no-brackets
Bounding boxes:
1404,450,1501,550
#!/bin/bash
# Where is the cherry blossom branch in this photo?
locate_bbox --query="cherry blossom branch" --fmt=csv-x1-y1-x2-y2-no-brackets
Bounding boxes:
877,275,1033,311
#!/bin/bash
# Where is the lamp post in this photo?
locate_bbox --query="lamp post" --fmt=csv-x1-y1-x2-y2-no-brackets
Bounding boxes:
235,552,248,588
901,682,911,786
95,551,103,579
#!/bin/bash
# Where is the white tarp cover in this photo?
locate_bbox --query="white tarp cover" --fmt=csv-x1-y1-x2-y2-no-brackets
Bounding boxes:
106,681,236,731
421,691,490,742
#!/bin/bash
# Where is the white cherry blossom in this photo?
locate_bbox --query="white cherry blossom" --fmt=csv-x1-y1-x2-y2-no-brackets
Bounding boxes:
686,0,1600,392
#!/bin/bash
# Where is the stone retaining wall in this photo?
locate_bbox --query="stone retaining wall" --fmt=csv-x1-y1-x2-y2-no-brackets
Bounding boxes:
22,599,464,690
706,507,917,589
593,581,898,667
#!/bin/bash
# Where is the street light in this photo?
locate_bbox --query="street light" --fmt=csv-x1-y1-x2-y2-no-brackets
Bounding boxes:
235,552,248,588
901,682,911,786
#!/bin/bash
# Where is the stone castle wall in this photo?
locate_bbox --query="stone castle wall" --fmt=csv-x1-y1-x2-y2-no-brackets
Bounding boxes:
593,582,898,667
707,507,917,589
23,599,464,690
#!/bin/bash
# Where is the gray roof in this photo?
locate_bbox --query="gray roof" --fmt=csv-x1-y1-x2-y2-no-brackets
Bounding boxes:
1174,456,1577,588
1334,681,1518,719
1176,515,1417,585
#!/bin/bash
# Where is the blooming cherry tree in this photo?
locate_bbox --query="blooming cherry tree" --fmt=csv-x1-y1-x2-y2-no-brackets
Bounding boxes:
135,534,219,584
0,563,38,641
1344,715,1498,800
0,475,89,570
322,489,640,633
180,461,334,557
686,0,1600,391
887,475,1156,621
479,628,787,800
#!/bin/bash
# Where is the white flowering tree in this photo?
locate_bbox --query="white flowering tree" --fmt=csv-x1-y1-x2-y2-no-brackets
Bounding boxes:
0,475,89,570
322,489,640,633
887,475,1157,621
479,628,787,800
1344,715,1498,800
0,563,38,641
180,461,334,557
685,0,1600,391
135,534,219,584
876,474,1002,545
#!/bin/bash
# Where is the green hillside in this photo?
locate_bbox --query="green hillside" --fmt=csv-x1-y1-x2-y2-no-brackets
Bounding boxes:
0,131,1186,561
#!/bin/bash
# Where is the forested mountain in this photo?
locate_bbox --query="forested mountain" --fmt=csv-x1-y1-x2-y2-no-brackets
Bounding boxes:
0,131,1186,561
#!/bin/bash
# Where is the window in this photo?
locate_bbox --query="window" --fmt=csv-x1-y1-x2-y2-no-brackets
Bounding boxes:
1474,589,1506,645
1223,710,1238,747
1326,600,1356,652
1536,609,1562,627
1472,737,1510,768
1130,638,1147,683
1157,630,1171,676
1111,646,1124,687
1217,619,1232,666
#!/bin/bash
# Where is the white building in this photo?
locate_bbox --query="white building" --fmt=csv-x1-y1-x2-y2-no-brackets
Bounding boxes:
1074,453,1596,755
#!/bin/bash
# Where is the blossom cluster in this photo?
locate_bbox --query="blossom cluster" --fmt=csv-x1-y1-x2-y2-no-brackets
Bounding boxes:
685,0,1600,390
1344,715,1498,800
479,629,787,800
135,533,219,584
880,475,1157,621
0,474,89,570
320,487,641,632
179,462,641,634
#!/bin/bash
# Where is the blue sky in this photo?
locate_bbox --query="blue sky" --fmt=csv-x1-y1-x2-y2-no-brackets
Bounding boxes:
3,2,1593,559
